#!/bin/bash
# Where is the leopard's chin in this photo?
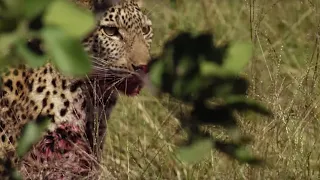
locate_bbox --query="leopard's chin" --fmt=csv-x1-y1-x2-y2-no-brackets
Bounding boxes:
117,74,144,96
125,84,142,96
89,67,148,96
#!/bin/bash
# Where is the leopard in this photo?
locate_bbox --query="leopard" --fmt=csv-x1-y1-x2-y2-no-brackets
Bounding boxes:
0,0,153,179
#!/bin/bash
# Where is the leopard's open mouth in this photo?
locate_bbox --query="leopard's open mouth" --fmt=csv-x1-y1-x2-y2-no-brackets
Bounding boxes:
116,68,147,96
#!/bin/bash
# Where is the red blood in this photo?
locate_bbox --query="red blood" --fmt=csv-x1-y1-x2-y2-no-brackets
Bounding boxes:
139,65,148,73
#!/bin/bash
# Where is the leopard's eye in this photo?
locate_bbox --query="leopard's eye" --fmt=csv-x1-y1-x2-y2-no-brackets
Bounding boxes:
101,26,119,36
142,25,151,35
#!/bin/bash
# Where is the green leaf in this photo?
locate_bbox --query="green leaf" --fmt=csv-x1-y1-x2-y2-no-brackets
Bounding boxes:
225,96,272,116
42,26,91,76
10,170,22,180
0,33,18,56
235,147,252,160
200,61,231,77
0,17,19,32
234,146,262,165
223,42,253,73
215,141,262,165
149,60,165,88
0,0,23,18
44,0,95,38
24,0,51,19
200,61,219,76
170,0,177,8
17,118,50,157
16,41,47,68
176,138,212,163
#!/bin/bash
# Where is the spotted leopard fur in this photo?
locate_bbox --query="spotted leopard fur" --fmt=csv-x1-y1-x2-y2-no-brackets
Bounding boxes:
0,0,153,179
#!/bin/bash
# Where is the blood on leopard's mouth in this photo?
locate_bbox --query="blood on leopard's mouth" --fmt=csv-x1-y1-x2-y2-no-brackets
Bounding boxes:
116,65,148,96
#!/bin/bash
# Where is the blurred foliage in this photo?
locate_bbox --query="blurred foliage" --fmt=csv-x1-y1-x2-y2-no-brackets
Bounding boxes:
16,117,51,158
149,32,272,164
0,0,94,75
0,0,94,178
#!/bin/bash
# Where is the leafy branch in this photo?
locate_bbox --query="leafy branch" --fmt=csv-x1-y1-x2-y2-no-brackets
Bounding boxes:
0,0,94,75
149,32,272,164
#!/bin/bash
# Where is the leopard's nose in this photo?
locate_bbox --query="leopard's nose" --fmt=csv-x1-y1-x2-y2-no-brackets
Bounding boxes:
132,64,148,73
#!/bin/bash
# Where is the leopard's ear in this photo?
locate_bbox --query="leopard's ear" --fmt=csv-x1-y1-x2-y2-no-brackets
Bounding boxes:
92,0,121,19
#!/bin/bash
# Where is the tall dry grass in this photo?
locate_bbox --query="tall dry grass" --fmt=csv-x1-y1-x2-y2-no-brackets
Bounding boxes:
73,0,320,179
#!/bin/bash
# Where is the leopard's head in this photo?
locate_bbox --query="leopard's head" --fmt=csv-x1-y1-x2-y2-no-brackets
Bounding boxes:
83,0,153,95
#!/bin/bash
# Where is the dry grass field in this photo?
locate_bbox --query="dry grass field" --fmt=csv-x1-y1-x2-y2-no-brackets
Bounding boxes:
77,0,320,179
